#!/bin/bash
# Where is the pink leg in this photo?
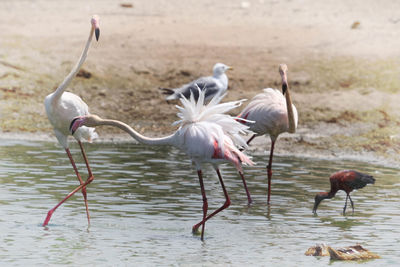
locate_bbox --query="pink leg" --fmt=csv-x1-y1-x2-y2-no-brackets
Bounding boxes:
267,140,276,204
78,141,94,225
193,170,208,241
238,171,252,204
42,146,94,226
78,141,93,177
42,175,94,226
238,135,254,203
66,148,90,224
246,134,256,146
192,169,231,240
239,134,256,152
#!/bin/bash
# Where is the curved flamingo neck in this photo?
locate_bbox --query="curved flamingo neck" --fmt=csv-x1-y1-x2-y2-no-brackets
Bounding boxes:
96,119,175,146
51,26,95,102
285,86,296,133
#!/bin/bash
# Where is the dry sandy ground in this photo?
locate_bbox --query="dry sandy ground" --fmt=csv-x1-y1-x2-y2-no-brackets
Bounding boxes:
1,0,400,165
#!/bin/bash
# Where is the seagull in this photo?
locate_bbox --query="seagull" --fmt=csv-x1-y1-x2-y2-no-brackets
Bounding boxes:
159,63,232,102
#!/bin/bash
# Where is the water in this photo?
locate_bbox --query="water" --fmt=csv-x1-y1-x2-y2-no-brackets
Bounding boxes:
0,140,399,266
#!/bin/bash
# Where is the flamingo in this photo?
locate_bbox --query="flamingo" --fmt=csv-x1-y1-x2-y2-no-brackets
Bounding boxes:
42,15,100,227
70,87,254,241
237,64,298,204
313,170,375,215
159,63,232,102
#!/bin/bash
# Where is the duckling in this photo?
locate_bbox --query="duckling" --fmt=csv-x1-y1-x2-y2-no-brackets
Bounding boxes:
305,244,380,260
304,244,330,256
328,245,380,261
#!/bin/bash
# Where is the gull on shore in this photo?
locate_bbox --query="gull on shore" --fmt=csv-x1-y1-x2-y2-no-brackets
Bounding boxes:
159,63,232,102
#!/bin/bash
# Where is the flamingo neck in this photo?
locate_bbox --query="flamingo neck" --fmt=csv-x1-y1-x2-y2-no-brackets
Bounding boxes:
285,87,296,133
96,119,175,146
51,27,95,102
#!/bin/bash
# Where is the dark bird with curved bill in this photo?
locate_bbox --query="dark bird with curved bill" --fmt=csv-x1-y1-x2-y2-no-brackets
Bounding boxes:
313,170,375,215
159,63,232,102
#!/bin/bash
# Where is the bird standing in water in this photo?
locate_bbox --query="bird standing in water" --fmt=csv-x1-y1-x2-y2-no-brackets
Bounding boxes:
43,15,100,227
159,63,232,102
313,170,375,215
70,87,254,241
237,64,298,204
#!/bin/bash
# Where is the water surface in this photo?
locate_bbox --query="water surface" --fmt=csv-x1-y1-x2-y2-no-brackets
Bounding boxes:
0,140,399,266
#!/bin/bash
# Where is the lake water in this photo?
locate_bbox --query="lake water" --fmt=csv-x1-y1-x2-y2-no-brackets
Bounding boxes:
0,140,399,266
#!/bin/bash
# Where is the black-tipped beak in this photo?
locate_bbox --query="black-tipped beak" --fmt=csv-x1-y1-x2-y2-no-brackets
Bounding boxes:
282,82,288,95
69,118,80,135
95,28,100,41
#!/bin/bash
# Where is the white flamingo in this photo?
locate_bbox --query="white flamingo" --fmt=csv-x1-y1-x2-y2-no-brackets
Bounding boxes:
159,63,232,102
70,87,254,241
42,15,100,227
237,64,298,204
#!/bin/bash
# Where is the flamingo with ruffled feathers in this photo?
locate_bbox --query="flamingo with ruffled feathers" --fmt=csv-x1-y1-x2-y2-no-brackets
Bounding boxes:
42,15,100,226
237,64,298,204
70,87,254,241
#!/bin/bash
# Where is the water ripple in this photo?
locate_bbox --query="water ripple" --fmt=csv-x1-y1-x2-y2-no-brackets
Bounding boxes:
0,140,399,265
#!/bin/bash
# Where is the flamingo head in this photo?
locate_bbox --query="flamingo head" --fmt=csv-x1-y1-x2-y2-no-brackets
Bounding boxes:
70,114,102,135
213,63,233,76
91,15,100,41
313,192,328,214
279,64,288,95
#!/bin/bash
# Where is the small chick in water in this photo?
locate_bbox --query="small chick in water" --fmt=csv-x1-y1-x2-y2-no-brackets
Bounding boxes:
305,244,380,261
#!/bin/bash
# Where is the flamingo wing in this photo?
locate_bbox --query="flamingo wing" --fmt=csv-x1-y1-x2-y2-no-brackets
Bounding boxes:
45,92,98,146
238,88,298,137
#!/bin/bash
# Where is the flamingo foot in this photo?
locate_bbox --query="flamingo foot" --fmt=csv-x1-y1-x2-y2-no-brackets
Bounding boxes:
192,227,202,236
192,223,201,235
42,209,55,227
192,225,205,240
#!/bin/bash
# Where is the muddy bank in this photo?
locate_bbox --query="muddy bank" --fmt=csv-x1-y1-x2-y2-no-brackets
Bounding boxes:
0,0,400,165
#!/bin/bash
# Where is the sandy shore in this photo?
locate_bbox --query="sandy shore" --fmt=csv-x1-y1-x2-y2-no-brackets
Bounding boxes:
1,0,400,165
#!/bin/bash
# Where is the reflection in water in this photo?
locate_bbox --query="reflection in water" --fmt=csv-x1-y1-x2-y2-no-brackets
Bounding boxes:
0,140,399,265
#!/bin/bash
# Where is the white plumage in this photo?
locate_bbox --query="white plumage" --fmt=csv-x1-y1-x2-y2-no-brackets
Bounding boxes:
70,86,254,240
239,88,298,140
237,64,298,204
173,86,252,170
45,92,98,148
42,15,100,227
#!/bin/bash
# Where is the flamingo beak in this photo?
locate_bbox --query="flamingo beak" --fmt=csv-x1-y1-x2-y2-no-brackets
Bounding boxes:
70,117,82,135
279,64,288,95
91,15,100,41
282,82,288,95
95,28,100,41
281,72,288,95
